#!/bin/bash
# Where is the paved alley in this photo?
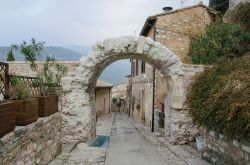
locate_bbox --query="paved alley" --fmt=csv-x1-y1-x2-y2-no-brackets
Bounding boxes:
105,113,171,165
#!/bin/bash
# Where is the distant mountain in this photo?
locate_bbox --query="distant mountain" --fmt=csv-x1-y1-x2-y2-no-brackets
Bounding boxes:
64,45,91,56
100,60,130,85
0,46,131,85
0,46,86,61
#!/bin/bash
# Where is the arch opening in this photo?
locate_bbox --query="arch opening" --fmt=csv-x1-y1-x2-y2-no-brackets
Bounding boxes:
61,36,195,144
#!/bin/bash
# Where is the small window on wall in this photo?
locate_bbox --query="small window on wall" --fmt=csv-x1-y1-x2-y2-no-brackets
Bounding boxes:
132,61,135,77
136,60,139,76
141,61,145,74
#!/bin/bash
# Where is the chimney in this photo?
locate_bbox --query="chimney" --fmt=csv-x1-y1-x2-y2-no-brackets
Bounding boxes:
162,7,173,12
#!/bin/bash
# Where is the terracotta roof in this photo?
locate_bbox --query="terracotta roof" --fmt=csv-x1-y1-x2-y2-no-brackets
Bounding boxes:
96,80,113,88
140,3,219,36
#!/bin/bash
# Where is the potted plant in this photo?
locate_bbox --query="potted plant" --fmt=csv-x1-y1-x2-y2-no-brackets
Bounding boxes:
33,57,58,117
13,39,67,117
43,57,67,96
9,76,38,126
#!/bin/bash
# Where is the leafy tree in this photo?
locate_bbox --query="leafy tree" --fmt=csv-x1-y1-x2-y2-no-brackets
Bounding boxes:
6,48,15,61
13,38,44,71
209,0,229,14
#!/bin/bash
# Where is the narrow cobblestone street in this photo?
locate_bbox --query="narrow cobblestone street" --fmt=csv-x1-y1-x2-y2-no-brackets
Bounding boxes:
105,113,170,165
105,113,210,165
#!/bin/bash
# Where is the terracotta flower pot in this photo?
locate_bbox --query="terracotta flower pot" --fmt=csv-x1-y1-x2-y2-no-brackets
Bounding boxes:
35,95,58,117
0,101,16,138
14,98,38,126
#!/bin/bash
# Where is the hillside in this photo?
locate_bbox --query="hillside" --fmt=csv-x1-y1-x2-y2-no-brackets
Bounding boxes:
0,46,86,61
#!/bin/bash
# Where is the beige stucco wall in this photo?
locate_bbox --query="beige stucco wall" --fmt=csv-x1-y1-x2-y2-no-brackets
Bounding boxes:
95,88,111,118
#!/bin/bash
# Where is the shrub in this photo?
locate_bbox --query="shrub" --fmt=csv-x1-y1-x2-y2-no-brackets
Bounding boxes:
188,22,250,64
10,76,32,100
225,2,250,32
186,55,250,140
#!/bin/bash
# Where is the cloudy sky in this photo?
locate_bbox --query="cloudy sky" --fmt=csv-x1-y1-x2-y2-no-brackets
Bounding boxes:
0,0,208,47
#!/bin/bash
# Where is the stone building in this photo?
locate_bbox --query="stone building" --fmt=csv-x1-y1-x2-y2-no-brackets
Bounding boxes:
129,4,218,132
111,82,128,113
111,82,128,100
95,80,112,118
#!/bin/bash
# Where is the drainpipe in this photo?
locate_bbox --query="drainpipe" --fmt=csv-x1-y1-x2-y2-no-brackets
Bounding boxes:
109,88,111,114
129,59,133,118
147,23,156,133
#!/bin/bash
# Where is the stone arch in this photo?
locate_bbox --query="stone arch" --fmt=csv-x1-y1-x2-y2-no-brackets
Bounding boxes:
62,36,194,144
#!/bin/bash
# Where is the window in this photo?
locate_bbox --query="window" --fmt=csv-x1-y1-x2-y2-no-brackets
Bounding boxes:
131,61,135,77
141,61,145,74
136,60,139,76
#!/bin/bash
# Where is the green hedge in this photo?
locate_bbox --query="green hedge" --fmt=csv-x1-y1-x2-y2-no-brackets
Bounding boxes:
188,22,250,65
186,55,250,140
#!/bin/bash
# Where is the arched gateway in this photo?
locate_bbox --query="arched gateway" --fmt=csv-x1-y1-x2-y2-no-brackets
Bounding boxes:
62,36,199,144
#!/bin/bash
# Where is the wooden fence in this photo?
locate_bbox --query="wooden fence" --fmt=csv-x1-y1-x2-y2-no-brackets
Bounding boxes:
0,62,41,99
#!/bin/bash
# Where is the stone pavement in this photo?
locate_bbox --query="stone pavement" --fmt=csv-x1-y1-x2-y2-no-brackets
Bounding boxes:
128,114,210,165
105,113,172,165
49,114,114,165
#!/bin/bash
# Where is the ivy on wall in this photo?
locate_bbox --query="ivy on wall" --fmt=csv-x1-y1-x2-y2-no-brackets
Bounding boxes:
186,55,250,140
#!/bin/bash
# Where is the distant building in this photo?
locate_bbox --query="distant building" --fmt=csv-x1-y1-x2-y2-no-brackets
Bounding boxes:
95,80,112,118
129,3,218,132
111,82,128,113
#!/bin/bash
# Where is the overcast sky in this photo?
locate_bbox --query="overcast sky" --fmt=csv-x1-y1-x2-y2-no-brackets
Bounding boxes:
0,0,208,47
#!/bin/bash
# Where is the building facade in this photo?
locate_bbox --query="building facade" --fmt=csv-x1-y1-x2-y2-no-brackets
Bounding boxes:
129,4,217,133
95,80,112,118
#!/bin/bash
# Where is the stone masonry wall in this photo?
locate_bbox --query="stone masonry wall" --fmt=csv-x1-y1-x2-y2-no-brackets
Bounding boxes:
0,113,62,165
200,129,250,165
8,61,80,77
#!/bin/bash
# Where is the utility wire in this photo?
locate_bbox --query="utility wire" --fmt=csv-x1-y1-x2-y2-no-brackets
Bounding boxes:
210,0,229,8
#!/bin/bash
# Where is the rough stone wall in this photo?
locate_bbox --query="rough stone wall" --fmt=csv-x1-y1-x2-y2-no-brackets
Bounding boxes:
0,113,62,165
155,6,213,62
229,0,250,9
200,129,250,164
164,64,206,143
8,61,80,77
